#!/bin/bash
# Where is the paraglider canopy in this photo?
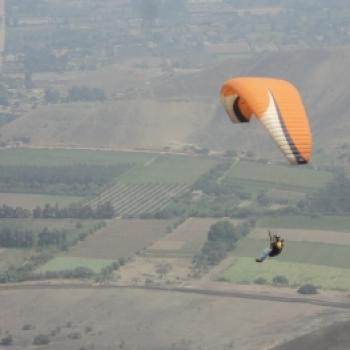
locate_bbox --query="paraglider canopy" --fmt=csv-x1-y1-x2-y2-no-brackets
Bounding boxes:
220,77,312,165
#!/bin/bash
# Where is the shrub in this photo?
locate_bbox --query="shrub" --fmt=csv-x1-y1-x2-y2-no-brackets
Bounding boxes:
0,335,13,346
68,332,81,340
272,275,289,286
33,334,50,345
254,277,268,285
297,284,318,294
22,324,34,331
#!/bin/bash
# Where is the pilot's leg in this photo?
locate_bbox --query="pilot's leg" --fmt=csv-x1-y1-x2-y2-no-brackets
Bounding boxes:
255,248,272,263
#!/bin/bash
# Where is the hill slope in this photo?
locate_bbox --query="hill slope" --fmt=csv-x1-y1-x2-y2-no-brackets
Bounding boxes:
2,48,350,159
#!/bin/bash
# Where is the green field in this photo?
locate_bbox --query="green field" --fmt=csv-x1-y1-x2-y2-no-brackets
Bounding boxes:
219,236,350,290
0,149,155,166
224,160,333,191
0,248,36,272
118,155,218,184
222,257,350,290
234,239,350,269
258,215,350,232
37,256,114,273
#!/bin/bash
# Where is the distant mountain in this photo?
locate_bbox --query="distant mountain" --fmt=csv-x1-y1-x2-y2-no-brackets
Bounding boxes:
153,47,350,158
2,48,350,161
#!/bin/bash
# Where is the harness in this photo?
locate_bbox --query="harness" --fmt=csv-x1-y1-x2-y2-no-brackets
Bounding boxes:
269,239,284,257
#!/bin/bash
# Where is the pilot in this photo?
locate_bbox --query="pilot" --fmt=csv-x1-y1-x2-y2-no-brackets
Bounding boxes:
255,231,284,263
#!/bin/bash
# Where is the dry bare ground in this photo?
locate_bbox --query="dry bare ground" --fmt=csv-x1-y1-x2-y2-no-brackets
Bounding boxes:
1,287,349,350
68,218,173,260
0,193,81,209
251,228,350,246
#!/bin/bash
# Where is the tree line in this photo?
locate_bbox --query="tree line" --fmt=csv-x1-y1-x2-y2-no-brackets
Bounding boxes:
299,173,350,215
193,220,254,270
0,227,67,248
0,164,131,195
0,202,115,219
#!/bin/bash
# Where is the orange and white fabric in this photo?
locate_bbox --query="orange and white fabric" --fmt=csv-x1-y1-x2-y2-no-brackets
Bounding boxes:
220,77,312,165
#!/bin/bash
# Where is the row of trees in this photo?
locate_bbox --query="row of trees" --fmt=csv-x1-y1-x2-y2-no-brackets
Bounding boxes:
0,227,67,248
0,202,115,219
299,173,350,215
33,202,115,219
0,164,130,195
193,220,254,269
45,86,107,104
0,257,124,284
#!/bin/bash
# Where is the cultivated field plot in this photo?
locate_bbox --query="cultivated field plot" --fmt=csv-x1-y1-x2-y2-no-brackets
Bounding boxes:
223,160,333,192
117,218,236,284
0,193,82,209
37,257,115,274
117,154,219,184
234,239,350,269
67,218,173,260
0,219,103,245
220,234,350,290
145,217,241,258
87,154,218,216
0,148,155,166
258,215,350,232
0,248,35,273
252,228,350,246
88,183,189,216
222,257,350,290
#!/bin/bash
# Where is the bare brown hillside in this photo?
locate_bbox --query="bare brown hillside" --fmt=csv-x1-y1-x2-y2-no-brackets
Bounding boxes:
2,48,350,158
271,319,350,350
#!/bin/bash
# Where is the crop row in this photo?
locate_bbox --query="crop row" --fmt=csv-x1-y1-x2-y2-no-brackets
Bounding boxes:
86,183,189,217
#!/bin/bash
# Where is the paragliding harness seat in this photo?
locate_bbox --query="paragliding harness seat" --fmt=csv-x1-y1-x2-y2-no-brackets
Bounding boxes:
268,232,284,257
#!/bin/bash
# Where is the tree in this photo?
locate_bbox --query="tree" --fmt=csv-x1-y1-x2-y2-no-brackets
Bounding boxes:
0,335,13,346
0,85,9,106
208,221,239,248
257,191,270,207
272,275,289,286
155,262,172,278
33,334,50,345
44,88,60,103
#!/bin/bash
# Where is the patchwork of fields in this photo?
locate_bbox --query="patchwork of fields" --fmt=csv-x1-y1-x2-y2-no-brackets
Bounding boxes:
221,160,334,205
0,148,346,292
88,183,190,216
67,218,173,260
220,216,350,290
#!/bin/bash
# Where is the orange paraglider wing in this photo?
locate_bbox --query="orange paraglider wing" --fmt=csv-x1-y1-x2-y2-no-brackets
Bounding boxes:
220,77,312,164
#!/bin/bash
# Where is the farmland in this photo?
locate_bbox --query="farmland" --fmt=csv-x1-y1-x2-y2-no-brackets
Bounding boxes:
257,215,350,232
223,160,333,193
88,183,190,216
86,154,218,215
0,148,155,167
117,155,218,184
222,257,350,290
233,239,350,269
0,193,81,209
145,217,240,258
219,220,350,291
117,218,241,284
0,219,104,273
37,257,115,274
67,218,173,260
